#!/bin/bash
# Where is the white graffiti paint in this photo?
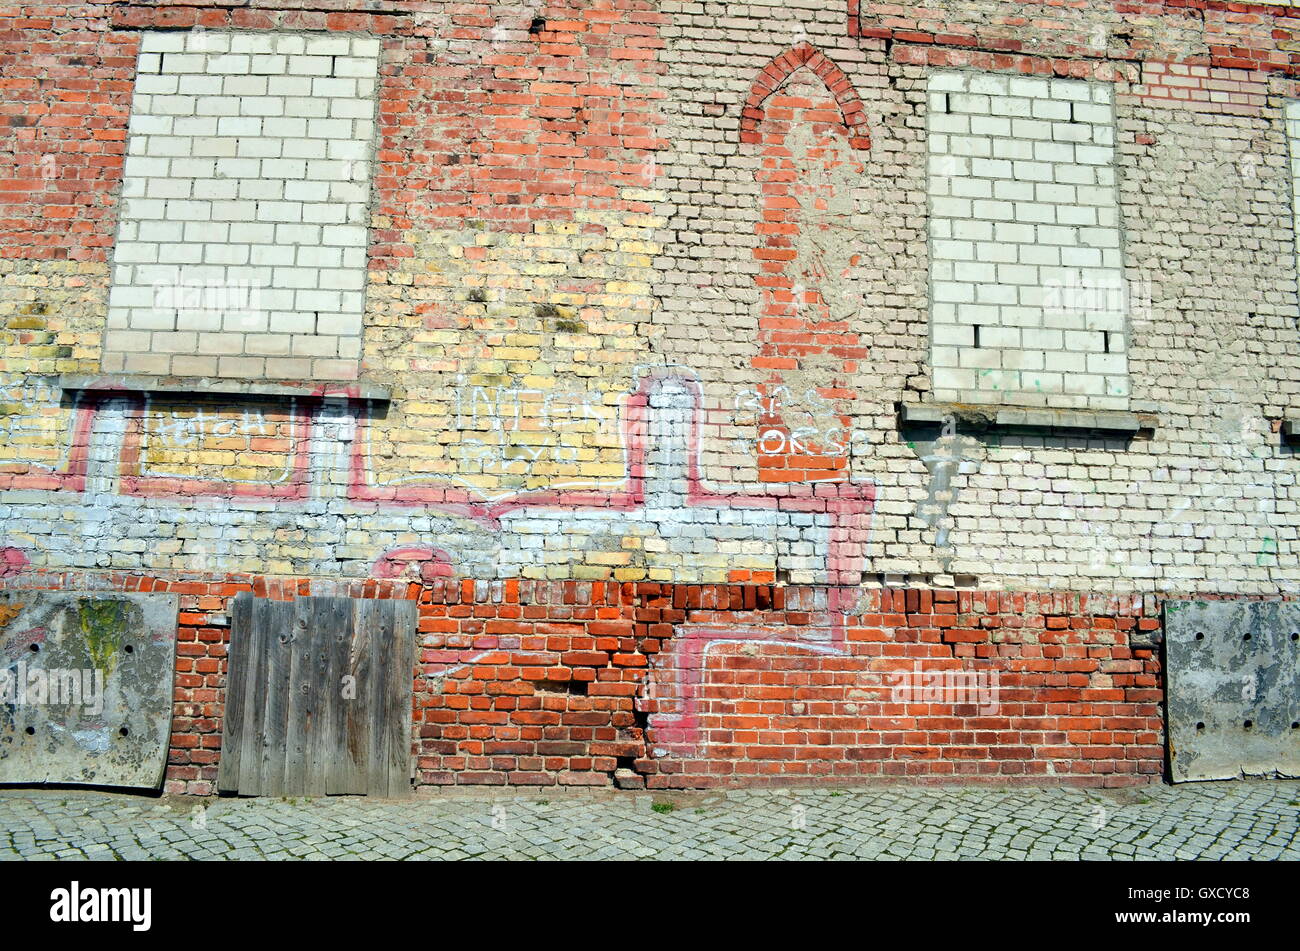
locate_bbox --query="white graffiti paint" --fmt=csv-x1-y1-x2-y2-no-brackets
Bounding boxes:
451,375,617,473
734,385,851,457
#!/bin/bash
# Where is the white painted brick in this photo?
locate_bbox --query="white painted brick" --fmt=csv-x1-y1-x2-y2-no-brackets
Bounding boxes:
217,356,266,377
145,178,192,199
223,223,273,245
186,32,229,54
303,35,350,57
141,33,186,54
282,139,329,160
326,139,368,162
319,268,365,291
1034,141,1075,163
330,97,373,120
291,334,340,358
161,53,205,73
195,95,240,116
178,74,223,96
1050,79,1092,101
288,55,333,76
951,93,990,114
993,179,1034,201
229,33,278,55
250,54,288,75
970,115,1011,137
282,96,330,118
992,138,1034,161
240,97,287,117
968,75,1009,96
929,72,967,93
307,117,353,140
274,224,321,245
322,224,367,246
206,54,250,74
153,96,197,117
302,203,349,225
269,313,316,335
248,244,296,268
929,114,970,135
274,34,306,55
260,158,306,178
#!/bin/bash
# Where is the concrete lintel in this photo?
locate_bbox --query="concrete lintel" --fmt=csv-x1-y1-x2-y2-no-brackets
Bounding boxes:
58,374,393,404
900,401,1150,435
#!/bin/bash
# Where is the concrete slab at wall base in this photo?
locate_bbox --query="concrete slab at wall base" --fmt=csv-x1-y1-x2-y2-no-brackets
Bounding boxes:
1165,599,1300,782
0,591,178,789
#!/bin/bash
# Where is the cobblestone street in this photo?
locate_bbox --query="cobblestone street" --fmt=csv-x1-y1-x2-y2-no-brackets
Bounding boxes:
1,781,1296,861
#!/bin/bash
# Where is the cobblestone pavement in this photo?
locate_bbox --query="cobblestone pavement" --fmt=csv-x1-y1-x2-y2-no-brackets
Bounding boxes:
0,780,1296,860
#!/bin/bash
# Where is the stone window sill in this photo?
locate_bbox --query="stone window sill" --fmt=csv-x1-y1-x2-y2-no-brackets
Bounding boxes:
899,401,1153,436
57,374,393,404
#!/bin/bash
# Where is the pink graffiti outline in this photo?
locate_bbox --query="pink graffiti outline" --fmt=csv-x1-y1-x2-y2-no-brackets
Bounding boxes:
349,369,874,584
0,396,95,493
647,623,852,756
0,547,29,578
117,392,319,500
371,545,455,582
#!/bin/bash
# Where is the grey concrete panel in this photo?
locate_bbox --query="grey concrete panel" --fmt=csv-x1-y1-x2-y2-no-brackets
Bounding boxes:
0,591,179,789
1165,599,1300,782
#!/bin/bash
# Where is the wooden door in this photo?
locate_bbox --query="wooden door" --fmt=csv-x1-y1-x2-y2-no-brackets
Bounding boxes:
217,594,416,798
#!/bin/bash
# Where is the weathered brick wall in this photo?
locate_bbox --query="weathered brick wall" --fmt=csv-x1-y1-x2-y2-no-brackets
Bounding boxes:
3,0,1300,789
0,570,1165,791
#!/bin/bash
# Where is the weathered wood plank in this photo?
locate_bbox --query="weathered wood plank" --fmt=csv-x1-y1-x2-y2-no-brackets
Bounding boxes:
302,597,328,797
387,601,417,798
343,598,374,796
257,599,296,797
364,598,394,797
281,597,315,798
236,596,276,796
311,596,351,795
216,593,253,794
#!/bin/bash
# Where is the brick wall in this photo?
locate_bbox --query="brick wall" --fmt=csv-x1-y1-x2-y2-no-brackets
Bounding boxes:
0,570,1165,791
3,0,1300,790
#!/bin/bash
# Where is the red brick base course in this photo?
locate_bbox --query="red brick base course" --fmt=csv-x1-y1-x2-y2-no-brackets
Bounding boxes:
1,571,1166,793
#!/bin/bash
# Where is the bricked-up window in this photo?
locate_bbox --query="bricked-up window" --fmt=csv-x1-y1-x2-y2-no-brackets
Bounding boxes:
1287,102,1300,282
103,31,380,381
927,71,1129,411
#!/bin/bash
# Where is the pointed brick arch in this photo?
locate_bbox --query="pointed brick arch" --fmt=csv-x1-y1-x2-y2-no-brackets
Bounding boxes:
740,43,871,149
